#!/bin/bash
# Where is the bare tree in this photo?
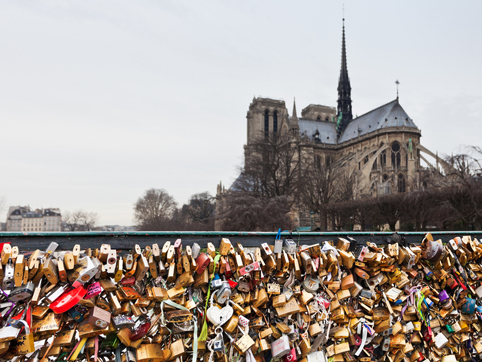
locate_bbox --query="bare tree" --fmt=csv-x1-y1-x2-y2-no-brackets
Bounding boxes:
134,188,177,231
220,192,292,231
299,155,352,231
243,132,300,204
63,210,99,231
433,152,482,230
217,132,300,231
185,192,215,224
83,212,99,231
170,192,216,231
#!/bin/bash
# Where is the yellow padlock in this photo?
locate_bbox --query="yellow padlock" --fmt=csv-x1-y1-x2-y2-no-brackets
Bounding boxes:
13,320,35,355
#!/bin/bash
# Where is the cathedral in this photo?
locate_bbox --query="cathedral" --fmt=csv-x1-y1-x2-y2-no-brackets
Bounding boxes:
216,20,445,230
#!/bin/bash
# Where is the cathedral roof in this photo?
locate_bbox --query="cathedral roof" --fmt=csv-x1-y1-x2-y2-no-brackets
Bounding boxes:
338,99,419,143
298,119,337,144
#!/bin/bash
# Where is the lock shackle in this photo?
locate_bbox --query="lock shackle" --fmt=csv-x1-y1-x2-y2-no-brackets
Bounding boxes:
11,319,30,334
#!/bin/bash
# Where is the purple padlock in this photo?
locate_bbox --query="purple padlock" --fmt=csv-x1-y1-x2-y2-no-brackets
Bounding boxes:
438,290,449,302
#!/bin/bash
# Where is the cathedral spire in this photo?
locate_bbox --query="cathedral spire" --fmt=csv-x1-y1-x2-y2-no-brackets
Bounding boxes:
336,18,353,139
291,98,299,132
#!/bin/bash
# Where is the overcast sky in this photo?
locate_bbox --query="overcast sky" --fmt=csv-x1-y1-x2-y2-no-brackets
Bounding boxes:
1,1,481,226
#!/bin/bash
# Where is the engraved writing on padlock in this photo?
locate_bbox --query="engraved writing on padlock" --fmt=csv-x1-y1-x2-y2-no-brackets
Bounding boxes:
239,261,260,275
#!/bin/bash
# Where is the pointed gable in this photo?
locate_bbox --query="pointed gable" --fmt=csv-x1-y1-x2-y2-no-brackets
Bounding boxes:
338,99,419,143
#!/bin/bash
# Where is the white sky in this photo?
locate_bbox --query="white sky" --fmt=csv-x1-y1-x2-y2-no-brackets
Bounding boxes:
1,1,481,225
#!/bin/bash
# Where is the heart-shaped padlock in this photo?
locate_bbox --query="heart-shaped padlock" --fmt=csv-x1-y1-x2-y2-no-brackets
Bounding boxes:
206,305,233,326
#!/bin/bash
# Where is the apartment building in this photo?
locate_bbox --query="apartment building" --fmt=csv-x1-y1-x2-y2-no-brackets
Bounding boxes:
6,206,62,232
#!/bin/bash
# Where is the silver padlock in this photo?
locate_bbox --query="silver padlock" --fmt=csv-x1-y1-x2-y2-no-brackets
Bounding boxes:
9,281,35,302
274,239,283,254
44,242,59,259
382,337,390,351
73,257,99,287
2,260,15,290
45,284,69,303
211,278,223,289
0,325,20,342
360,289,374,299
125,254,134,270
382,328,393,337
0,302,14,318
213,339,223,352
0,317,26,342
192,243,201,260
284,239,296,254
215,281,231,304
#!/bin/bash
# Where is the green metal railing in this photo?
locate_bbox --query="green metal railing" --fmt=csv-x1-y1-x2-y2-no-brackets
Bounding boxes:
0,231,481,251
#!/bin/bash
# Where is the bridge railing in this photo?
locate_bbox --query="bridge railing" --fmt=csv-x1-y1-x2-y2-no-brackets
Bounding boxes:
1,231,481,251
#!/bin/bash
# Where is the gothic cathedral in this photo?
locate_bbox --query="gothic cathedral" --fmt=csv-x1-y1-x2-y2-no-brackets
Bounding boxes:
216,20,444,230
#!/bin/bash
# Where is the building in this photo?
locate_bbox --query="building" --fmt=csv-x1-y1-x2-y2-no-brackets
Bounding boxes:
6,206,62,232
216,20,447,230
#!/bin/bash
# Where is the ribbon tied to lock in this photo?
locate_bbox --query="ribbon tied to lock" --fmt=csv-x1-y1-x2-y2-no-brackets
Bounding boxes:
355,318,374,356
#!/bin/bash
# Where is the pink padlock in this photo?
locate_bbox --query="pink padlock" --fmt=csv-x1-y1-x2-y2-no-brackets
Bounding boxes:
85,282,102,299
283,348,297,362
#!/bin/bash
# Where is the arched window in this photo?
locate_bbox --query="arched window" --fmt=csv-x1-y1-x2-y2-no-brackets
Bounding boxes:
391,142,401,169
398,174,406,193
317,116,321,121
325,117,329,121
273,111,278,133
315,155,322,169
264,109,269,139
381,150,386,167
326,155,332,167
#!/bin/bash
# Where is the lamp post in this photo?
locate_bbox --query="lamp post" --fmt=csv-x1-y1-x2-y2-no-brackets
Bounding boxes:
310,211,314,231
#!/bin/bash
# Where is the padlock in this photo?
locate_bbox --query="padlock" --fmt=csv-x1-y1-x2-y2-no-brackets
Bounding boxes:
12,320,35,354
272,335,291,359
9,281,34,302
0,325,20,342
215,280,231,304
45,284,70,303
87,306,111,328
3,259,14,289
100,333,120,350
73,257,100,287
136,343,171,362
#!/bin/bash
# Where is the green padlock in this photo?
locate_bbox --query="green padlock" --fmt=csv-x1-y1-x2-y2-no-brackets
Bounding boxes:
446,324,455,333
101,333,120,350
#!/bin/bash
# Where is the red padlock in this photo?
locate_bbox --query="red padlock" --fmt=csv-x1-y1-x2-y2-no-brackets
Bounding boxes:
225,261,232,279
130,320,151,341
195,253,210,275
120,276,136,286
283,348,297,362
50,286,87,314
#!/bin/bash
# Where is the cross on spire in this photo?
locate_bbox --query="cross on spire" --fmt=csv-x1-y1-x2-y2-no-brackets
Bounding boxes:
395,79,400,100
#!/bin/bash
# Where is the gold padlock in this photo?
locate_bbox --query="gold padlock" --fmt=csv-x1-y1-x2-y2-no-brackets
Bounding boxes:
13,320,35,355
136,343,171,362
